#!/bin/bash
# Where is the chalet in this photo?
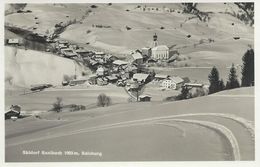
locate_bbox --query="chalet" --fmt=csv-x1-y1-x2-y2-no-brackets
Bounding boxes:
62,81,69,86
63,52,78,58
161,76,184,90
183,83,204,88
104,54,113,63
97,77,108,86
60,48,73,54
139,95,151,102
133,73,149,83
89,59,99,66
69,79,87,85
120,71,130,80
96,66,108,76
58,40,69,45
94,51,105,57
154,74,169,81
58,44,68,49
7,39,20,45
113,60,128,66
5,105,21,120
141,47,151,57
106,75,118,83
130,52,143,65
69,44,79,50
88,74,97,85
75,49,94,58
113,60,128,72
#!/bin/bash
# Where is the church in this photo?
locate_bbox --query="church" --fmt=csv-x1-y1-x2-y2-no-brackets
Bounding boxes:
151,33,169,60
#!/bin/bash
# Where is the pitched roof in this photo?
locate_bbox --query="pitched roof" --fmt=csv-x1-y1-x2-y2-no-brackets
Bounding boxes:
113,60,128,66
155,74,169,79
133,73,149,81
169,76,184,84
131,52,143,60
139,95,151,98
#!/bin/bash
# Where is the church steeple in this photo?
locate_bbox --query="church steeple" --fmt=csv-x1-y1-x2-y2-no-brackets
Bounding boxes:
153,33,158,47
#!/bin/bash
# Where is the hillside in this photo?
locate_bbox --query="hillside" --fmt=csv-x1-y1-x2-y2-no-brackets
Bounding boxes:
5,87,254,161
5,46,90,88
5,3,254,68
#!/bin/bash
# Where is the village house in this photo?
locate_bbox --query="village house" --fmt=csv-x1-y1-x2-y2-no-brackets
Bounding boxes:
63,52,78,58
75,49,94,58
96,66,108,76
106,75,118,83
88,74,97,85
69,79,87,86
97,77,108,86
58,40,69,45
58,43,68,50
5,105,21,120
7,38,20,45
139,95,152,102
183,83,204,88
141,47,152,58
112,60,128,72
154,74,169,81
130,52,143,65
133,73,149,83
161,76,184,90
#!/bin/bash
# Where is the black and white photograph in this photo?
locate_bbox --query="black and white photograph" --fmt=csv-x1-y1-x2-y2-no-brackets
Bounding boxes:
1,0,258,165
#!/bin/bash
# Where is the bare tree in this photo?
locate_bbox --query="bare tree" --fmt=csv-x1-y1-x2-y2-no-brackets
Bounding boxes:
97,93,111,107
52,97,63,112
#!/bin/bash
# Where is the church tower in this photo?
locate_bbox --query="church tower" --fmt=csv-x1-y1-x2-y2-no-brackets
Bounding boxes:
153,33,158,47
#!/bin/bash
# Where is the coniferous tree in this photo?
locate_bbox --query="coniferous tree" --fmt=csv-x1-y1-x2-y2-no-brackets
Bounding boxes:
241,48,254,86
219,79,225,91
208,66,221,94
226,63,240,89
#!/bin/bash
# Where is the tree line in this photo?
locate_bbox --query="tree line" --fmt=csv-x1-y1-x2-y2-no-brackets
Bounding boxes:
208,48,254,94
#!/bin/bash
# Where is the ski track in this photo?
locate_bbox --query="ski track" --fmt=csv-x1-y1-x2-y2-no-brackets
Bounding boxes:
6,112,254,161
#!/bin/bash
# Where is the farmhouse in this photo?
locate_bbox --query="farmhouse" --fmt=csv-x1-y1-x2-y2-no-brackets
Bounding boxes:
58,40,69,45
161,76,184,90
5,105,21,120
113,60,128,71
139,95,152,102
88,74,97,85
130,52,143,65
113,60,128,66
96,66,108,76
106,75,118,83
154,74,169,81
141,47,152,57
69,79,87,85
133,73,149,83
7,39,20,45
183,83,204,88
97,77,108,86
63,52,78,58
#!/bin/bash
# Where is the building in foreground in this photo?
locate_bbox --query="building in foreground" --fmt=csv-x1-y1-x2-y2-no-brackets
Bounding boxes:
161,76,184,90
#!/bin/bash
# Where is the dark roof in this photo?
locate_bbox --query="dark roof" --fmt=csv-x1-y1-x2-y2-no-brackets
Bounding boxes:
182,77,191,83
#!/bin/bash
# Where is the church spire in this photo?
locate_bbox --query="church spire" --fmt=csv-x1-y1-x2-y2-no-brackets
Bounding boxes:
153,33,158,47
